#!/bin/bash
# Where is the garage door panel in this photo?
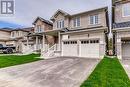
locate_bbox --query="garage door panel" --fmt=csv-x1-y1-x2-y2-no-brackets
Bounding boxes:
62,39,100,58
62,41,78,56
122,42,130,59
80,40,99,58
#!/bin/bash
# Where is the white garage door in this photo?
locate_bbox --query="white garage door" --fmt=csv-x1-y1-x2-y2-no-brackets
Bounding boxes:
80,40,100,58
62,39,100,58
62,41,78,56
122,41,130,59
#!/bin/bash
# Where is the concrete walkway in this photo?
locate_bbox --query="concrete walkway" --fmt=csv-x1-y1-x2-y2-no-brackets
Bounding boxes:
120,60,130,78
0,57,100,87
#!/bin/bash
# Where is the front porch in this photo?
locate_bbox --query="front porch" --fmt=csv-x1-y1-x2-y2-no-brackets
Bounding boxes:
22,33,43,54
41,29,62,58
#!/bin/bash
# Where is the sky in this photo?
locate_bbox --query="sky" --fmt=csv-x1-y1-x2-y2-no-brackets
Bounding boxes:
0,0,111,28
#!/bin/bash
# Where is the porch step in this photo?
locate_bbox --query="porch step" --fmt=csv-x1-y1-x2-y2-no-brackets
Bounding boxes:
41,44,61,59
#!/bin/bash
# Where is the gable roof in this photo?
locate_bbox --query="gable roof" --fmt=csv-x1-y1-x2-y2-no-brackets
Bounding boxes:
0,28,12,32
12,27,34,32
33,17,52,26
50,9,70,21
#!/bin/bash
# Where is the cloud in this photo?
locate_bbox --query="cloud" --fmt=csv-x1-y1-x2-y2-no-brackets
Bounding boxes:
0,0,110,28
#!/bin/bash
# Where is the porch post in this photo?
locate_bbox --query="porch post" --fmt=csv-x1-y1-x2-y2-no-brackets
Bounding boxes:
58,32,61,51
42,34,45,51
27,36,29,47
36,36,38,50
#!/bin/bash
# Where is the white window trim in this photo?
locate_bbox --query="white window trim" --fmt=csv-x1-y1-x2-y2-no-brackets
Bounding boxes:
11,32,15,38
56,20,64,29
122,3,130,17
89,14,99,25
36,25,43,33
73,17,81,27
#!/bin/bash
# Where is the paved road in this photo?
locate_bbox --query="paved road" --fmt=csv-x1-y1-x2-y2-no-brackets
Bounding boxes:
120,59,130,78
0,57,100,87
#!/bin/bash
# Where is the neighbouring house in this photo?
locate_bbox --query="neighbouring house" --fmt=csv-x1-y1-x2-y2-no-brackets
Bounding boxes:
113,0,130,59
10,27,34,53
26,17,54,53
0,27,34,53
0,17,54,54
0,28,12,45
41,7,109,59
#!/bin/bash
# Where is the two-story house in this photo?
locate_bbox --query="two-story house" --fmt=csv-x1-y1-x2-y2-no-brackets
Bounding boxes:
42,7,109,59
113,0,130,59
26,17,54,53
0,17,54,54
9,27,34,53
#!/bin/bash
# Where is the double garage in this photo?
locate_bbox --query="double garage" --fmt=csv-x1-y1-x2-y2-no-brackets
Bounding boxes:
62,39,100,58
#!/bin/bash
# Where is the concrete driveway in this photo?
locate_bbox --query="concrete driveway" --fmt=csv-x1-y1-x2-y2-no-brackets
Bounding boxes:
0,57,100,87
120,59,130,78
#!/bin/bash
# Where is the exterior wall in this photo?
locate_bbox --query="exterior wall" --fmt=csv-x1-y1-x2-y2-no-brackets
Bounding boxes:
0,30,11,46
11,31,28,38
113,1,130,58
6,41,16,46
34,19,54,50
70,10,107,29
34,20,45,33
34,19,52,32
53,13,69,29
53,9,107,30
115,2,130,23
61,30,106,58
0,41,6,45
0,30,10,40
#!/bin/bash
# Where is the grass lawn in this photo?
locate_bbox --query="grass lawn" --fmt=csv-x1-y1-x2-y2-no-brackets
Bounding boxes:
0,54,42,68
80,56,130,87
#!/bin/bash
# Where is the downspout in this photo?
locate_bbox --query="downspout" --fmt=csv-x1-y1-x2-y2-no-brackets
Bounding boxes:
108,0,113,55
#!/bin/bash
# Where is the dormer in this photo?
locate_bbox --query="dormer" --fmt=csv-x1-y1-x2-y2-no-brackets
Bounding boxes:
51,9,70,30
33,17,53,33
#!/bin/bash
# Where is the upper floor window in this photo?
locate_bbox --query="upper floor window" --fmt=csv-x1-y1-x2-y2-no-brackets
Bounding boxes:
36,25,42,33
123,3,130,17
73,17,80,27
17,31,20,37
57,20,64,29
90,14,99,25
11,32,15,37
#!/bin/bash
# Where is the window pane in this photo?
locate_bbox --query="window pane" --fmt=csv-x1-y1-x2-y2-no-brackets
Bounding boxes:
57,20,64,29
73,19,76,27
62,20,64,28
73,17,80,27
95,15,99,24
123,3,130,16
57,21,59,28
90,15,99,25
90,16,94,24
77,17,80,26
